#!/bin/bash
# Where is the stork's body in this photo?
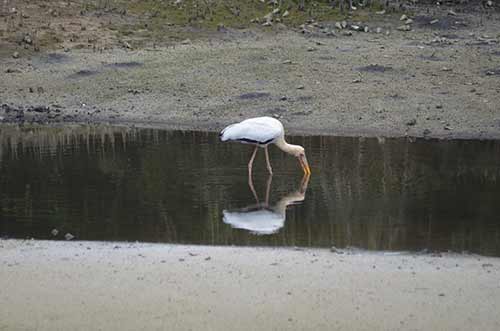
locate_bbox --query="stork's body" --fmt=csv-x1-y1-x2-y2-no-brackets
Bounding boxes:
220,117,311,175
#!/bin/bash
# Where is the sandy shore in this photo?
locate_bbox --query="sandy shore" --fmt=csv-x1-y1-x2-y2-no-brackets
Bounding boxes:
1,239,499,330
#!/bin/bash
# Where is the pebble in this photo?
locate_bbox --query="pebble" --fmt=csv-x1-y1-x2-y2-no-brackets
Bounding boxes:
397,25,411,31
376,27,382,34
12,52,19,59
64,233,75,240
430,19,439,25
282,60,292,64
282,10,289,18
296,85,304,90
180,39,191,45
400,14,408,21
341,21,347,29
307,47,316,52
335,22,342,30
405,19,413,25
448,10,457,16
406,118,417,126
51,229,59,236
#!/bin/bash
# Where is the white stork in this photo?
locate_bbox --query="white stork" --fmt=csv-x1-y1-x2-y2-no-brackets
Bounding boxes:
219,117,311,175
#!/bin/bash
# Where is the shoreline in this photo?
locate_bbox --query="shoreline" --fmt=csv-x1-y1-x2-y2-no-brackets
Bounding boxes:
1,239,499,330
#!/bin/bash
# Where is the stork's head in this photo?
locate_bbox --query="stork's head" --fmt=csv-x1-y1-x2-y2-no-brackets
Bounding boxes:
292,146,311,175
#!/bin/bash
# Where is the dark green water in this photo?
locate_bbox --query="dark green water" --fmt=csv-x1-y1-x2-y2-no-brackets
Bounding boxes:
1,125,499,256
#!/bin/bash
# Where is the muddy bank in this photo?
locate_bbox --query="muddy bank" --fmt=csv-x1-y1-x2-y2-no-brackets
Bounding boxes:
1,239,499,331
1,6,500,139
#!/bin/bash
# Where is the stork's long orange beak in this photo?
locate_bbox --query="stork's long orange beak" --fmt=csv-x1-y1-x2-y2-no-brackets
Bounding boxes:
299,155,311,175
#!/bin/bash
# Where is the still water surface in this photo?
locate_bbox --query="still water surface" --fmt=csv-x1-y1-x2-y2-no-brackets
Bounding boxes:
1,125,499,256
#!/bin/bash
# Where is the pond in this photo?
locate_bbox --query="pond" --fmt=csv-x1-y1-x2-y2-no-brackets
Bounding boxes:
1,125,499,256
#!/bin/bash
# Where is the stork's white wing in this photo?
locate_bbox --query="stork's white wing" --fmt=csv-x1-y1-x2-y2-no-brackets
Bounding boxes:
220,117,283,144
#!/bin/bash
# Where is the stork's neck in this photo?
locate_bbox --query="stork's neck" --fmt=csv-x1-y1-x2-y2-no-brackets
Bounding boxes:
275,136,302,156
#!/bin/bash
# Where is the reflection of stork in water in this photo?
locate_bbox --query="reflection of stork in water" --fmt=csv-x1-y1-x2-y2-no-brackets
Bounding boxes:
222,174,310,235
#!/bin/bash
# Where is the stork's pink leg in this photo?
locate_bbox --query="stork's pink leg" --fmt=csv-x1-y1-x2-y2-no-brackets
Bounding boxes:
248,146,258,177
264,146,273,175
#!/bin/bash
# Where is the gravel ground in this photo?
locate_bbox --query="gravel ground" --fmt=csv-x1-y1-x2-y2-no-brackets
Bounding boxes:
1,6,499,139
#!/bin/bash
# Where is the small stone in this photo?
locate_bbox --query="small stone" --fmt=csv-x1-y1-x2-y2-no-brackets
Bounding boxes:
282,10,289,18
296,85,304,90
397,25,411,31
350,25,361,31
364,26,369,33
400,14,408,21
280,96,287,101
444,125,453,130
23,35,32,45
352,78,362,83
262,21,272,27
282,60,292,64
341,21,347,29
486,0,493,7
376,10,386,15
376,27,382,34
335,22,342,30
342,31,353,36
64,47,70,52
272,8,280,15
406,118,417,126
12,52,19,59
430,19,439,25
180,39,191,45
307,47,316,52
448,10,457,16
441,67,452,72
405,19,413,25
51,229,59,236
315,41,325,46
122,40,132,49
64,233,75,240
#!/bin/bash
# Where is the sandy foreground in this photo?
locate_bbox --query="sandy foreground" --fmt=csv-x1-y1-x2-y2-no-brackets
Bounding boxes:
1,240,499,331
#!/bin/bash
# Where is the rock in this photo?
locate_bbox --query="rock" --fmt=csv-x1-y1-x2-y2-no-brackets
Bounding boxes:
397,25,411,31
444,125,453,130
376,10,386,15
12,52,19,59
181,39,191,45
376,27,383,34
441,67,452,72
282,10,289,18
23,35,32,45
217,23,225,31
430,19,439,25
448,10,457,16
405,19,413,25
296,85,304,90
364,26,369,33
282,60,292,64
64,233,75,240
272,8,280,15
486,0,493,7
122,40,132,49
400,14,408,21
262,21,272,27
263,12,273,22
342,31,353,36
280,96,287,101
335,22,342,30
341,21,347,29
64,47,70,52
6,68,22,74
307,47,316,52
51,229,59,236
350,25,361,31
352,78,362,83
406,118,417,126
